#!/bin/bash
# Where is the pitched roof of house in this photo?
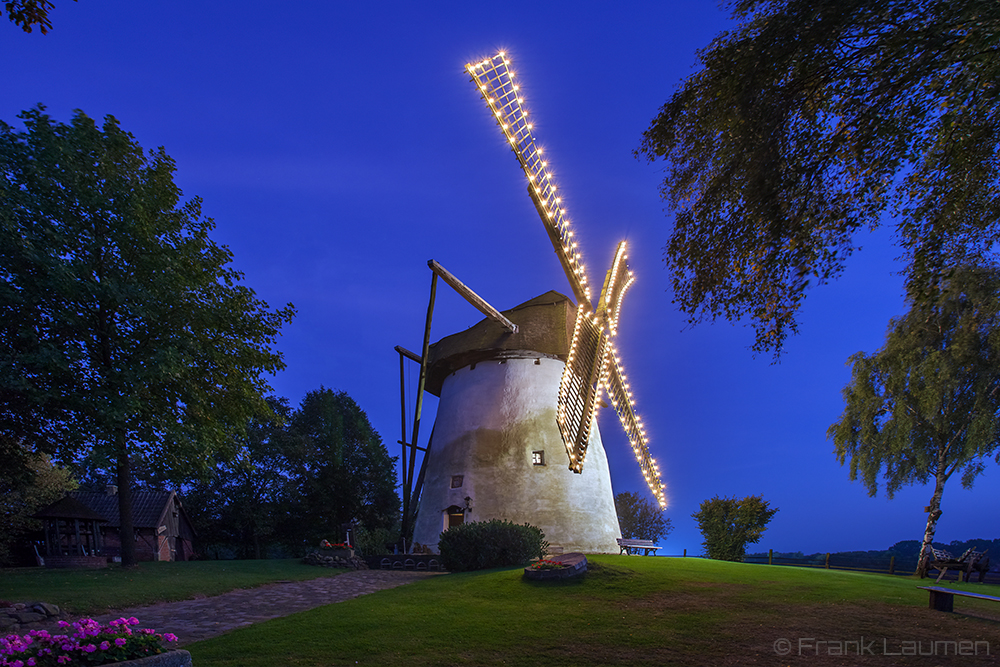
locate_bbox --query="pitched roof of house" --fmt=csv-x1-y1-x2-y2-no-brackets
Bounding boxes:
70,490,177,529
32,495,109,522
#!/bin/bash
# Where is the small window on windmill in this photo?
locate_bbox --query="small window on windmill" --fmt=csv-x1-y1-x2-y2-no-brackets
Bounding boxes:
532,451,545,466
451,475,464,488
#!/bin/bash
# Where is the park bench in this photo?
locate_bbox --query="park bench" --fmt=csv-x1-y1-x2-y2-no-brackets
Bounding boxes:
617,538,661,556
918,586,1000,613
924,548,990,583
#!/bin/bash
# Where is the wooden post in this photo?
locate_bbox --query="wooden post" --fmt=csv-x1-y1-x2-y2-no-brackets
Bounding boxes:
397,348,408,499
769,549,773,565
401,271,438,545
825,553,831,569
889,555,896,575
682,548,686,558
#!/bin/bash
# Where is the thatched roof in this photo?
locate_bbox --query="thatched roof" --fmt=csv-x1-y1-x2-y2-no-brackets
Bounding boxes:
424,291,575,396
33,495,108,522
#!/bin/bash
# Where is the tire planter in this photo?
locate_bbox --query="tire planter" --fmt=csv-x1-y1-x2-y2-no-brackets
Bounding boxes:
523,553,587,581
319,548,355,559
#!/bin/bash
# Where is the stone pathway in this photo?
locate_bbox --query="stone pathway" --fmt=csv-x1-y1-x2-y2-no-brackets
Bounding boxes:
49,570,443,646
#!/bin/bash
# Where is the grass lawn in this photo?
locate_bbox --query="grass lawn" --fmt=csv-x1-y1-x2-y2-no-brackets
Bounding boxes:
0,559,346,615
186,555,1000,667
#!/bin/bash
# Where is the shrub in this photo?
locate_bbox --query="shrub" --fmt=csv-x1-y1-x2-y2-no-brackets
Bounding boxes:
353,525,398,556
438,520,548,572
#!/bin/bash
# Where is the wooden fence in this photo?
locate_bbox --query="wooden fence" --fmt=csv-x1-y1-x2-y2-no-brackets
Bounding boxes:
740,550,1000,585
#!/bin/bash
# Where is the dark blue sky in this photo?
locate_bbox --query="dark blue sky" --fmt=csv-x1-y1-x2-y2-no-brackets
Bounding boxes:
4,2,995,555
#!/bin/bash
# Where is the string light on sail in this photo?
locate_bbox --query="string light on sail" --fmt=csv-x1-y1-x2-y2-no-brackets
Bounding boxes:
467,52,592,307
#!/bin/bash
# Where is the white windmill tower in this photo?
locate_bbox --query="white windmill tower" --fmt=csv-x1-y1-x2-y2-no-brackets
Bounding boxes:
397,52,666,554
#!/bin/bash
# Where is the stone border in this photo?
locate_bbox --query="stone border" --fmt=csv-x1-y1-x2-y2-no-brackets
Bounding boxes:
111,650,192,667
0,601,63,632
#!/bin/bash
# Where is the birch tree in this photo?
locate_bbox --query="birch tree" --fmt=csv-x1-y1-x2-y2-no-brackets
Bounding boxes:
829,265,1000,576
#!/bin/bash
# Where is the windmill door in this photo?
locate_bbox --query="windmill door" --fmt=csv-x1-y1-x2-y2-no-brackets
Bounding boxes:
445,505,465,529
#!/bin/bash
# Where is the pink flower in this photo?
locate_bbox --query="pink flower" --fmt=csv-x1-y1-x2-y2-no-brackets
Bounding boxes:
115,638,127,647
163,633,178,642
26,659,36,666
100,641,110,650
57,656,70,665
83,644,97,653
127,617,139,625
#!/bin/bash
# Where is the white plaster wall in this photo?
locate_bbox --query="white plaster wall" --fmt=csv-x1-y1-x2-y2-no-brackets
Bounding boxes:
412,353,621,553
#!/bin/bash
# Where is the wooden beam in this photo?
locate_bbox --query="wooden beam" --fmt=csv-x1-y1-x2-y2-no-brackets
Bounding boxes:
428,260,518,334
394,345,421,363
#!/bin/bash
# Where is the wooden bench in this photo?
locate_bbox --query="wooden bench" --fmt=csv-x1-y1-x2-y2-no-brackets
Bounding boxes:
918,586,1000,613
617,538,661,556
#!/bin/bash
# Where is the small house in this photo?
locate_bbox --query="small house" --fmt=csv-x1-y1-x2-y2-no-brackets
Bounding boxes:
69,487,196,562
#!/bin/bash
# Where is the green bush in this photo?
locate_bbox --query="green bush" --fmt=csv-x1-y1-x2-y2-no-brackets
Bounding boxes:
353,525,398,556
438,520,548,572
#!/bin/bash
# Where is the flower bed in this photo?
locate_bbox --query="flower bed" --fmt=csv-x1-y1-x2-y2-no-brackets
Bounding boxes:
1,616,180,667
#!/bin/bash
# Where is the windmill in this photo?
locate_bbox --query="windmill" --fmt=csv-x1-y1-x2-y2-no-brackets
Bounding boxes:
399,51,666,554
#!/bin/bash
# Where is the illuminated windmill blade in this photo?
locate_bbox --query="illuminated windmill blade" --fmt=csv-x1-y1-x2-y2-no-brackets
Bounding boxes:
595,241,635,336
467,52,592,310
557,307,609,472
604,356,667,509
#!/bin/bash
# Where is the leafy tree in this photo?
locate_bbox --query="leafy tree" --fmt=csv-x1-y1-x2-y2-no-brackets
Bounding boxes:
0,107,294,566
182,397,294,559
282,388,399,549
637,0,1000,354
692,495,778,561
0,449,76,565
614,491,673,542
3,0,75,34
828,265,1000,576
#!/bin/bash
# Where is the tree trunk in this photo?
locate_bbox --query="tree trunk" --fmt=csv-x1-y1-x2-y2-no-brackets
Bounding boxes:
915,470,947,578
116,430,137,568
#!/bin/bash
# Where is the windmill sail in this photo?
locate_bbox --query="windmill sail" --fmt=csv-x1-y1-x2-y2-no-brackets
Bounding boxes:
467,53,591,309
605,355,667,509
557,309,607,472
468,51,666,508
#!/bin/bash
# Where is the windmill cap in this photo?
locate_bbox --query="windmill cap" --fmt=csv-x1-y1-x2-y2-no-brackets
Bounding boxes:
424,290,575,396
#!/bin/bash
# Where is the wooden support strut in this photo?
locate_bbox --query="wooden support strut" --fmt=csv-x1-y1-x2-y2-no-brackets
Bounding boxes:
400,271,437,544
396,347,408,497
427,260,518,334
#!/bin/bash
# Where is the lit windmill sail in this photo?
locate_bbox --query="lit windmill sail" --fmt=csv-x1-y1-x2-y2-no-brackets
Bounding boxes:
467,53,591,308
467,52,667,509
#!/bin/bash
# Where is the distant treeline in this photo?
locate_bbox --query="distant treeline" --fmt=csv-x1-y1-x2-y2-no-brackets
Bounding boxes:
748,538,999,572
